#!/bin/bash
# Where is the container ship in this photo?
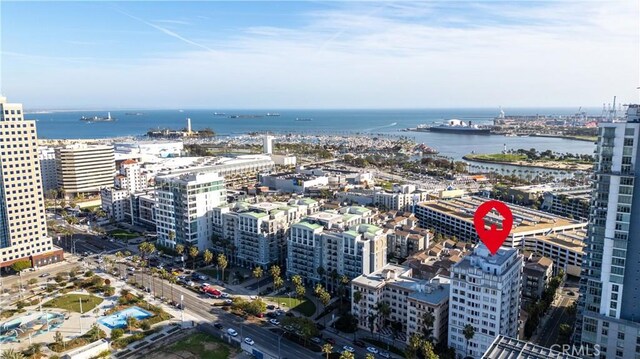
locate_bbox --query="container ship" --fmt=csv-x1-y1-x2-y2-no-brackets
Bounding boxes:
80,112,116,122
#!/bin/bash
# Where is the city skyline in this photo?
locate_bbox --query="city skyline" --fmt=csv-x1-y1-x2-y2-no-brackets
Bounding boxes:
1,1,638,109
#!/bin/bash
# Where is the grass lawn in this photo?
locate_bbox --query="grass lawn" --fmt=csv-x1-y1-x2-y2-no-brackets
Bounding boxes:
266,296,316,317
465,153,528,162
108,229,140,239
163,332,234,359
43,294,103,313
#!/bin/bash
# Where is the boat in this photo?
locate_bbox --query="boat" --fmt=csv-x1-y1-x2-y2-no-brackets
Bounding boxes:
125,112,143,116
80,112,116,122
213,112,226,116
229,114,263,119
295,118,312,122
416,119,491,135
266,113,280,116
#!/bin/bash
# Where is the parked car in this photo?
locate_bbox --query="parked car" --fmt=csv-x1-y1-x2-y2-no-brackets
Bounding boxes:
310,337,322,344
39,273,50,278
244,338,255,345
325,338,336,345
227,328,238,337
367,347,379,354
353,340,365,347
214,323,223,329
269,319,280,325
379,351,391,358
266,304,276,310
343,346,355,353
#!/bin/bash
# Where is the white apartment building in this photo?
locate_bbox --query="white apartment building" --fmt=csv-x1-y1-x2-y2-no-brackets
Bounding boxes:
0,97,63,268
448,244,523,359
38,146,57,192
351,264,450,344
100,159,148,222
212,198,320,268
155,171,226,251
287,209,384,288
56,144,115,194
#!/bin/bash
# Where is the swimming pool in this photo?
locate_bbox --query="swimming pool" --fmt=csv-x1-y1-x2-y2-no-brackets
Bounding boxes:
98,306,153,329
0,312,64,343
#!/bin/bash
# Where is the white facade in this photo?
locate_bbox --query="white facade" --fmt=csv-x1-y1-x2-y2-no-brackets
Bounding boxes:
352,264,450,344
38,146,57,192
0,97,62,268
56,144,116,194
100,188,129,222
448,244,523,359
155,171,226,250
264,135,274,154
114,141,184,158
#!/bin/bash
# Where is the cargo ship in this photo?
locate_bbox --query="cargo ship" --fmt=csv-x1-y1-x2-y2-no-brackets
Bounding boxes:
80,112,116,122
417,119,491,135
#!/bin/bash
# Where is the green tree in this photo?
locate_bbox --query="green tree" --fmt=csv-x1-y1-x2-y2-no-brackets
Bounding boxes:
317,266,326,287
10,260,31,273
217,253,228,283
0,349,26,359
26,343,42,359
273,276,284,291
126,316,138,334
292,274,303,287
421,311,435,341
54,331,63,347
203,249,213,267
253,266,264,293
322,344,333,359
463,324,475,357
175,243,184,258
421,340,439,359
269,265,281,279
376,301,391,334
405,333,422,359
365,354,375,359
188,246,199,269
295,284,306,300
110,328,124,340
339,350,354,359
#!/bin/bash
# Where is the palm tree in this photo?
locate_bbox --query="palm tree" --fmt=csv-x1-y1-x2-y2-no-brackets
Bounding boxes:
405,333,422,359
421,311,435,341
26,343,42,359
217,253,228,283
253,266,264,294
0,349,25,359
365,354,374,359
367,313,376,336
463,324,475,358
339,350,354,359
269,264,281,279
317,266,326,287
203,249,213,268
375,301,391,337
420,340,438,359
126,316,138,334
322,344,333,359
189,246,199,269
175,243,184,257
168,275,177,303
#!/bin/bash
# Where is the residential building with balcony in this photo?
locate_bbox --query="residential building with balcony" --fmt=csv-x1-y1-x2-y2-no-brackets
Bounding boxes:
448,244,523,359
55,144,115,194
351,264,450,344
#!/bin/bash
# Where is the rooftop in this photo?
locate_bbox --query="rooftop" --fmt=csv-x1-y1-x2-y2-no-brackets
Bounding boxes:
417,196,586,235
482,335,580,359
294,221,323,231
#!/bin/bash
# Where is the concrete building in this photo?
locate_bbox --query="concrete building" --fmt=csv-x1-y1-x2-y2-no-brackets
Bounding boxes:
260,172,329,194
263,135,274,155
415,196,587,247
271,154,296,166
100,159,148,222
541,187,591,220
56,144,115,194
380,212,430,259
351,264,450,344
155,171,226,251
212,198,320,268
114,141,184,159
574,104,640,359
482,335,580,359
0,96,63,268
286,208,382,286
522,254,553,301
523,229,585,277
38,146,57,192
448,244,523,359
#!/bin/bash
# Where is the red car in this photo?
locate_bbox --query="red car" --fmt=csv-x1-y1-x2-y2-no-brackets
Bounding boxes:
202,286,221,298
326,338,336,345
256,313,264,318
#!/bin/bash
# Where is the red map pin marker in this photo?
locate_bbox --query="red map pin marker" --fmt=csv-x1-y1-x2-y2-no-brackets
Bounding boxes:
473,200,513,255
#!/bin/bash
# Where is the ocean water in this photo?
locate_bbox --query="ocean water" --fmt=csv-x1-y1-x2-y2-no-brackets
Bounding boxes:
28,108,598,157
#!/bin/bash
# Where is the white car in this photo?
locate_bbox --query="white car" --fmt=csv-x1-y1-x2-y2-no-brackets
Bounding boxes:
367,347,379,354
227,328,238,337
269,319,280,325
249,295,257,300
343,346,355,353
244,337,255,345
379,352,390,358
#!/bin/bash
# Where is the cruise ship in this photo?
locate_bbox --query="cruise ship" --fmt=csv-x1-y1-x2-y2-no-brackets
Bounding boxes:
417,119,491,135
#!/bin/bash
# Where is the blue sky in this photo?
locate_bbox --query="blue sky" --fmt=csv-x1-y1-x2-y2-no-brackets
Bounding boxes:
1,1,638,109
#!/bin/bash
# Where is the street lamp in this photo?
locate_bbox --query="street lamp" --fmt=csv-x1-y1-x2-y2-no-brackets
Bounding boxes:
278,331,285,359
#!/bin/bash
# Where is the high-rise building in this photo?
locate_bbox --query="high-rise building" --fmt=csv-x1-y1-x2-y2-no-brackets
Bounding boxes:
101,159,148,221
155,171,226,251
263,135,274,155
448,244,523,359
0,97,63,268
574,104,640,359
56,144,115,194
38,146,57,192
